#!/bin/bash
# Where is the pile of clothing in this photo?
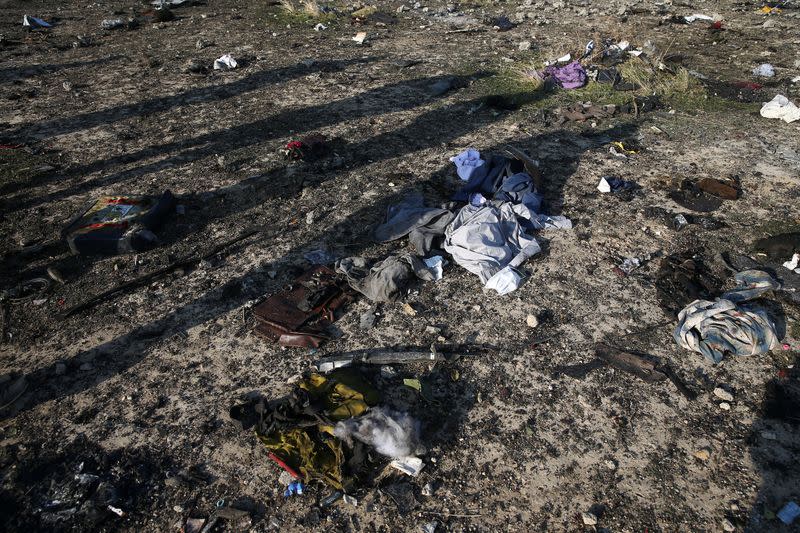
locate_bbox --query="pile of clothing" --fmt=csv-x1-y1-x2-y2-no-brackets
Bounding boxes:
443,147,571,294
674,270,780,363
336,147,571,298
229,370,423,492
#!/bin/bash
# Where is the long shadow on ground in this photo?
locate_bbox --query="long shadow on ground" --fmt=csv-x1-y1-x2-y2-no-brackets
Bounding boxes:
5,118,639,418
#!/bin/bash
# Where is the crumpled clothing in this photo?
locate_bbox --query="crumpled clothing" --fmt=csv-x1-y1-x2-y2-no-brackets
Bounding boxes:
373,192,455,255
334,407,423,459
494,172,539,208
449,148,486,182
760,95,800,124
721,269,780,303
484,265,524,295
451,150,571,231
335,254,437,302
673,270,780,363
229,371,380,490
543,61,587,89
452,153,517,203
444,202,541,284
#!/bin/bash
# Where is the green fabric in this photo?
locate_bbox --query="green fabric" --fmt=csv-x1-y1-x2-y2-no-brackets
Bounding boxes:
258,371,379,489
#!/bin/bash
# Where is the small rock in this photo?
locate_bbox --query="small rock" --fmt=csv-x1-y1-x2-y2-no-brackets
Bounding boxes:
526,314,539,328
402,303,417,317
183,59,206,74
713,387,734,402
196,38,214,49
62,81,73,92
305,211,316,225
581,512,598,525
719,402,731,411
604,459,617,470
47,266,65,284
425,325,441,335
173,505,184,513
359,309,377,330
518,40,531,51
422,522,437,533
722,518,735,531
693,448,710,461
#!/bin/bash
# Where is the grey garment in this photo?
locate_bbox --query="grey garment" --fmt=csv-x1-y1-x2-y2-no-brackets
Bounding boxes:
336,254,436,302
333,407,423,459
674,270,780,364
720,269,780,303
373,192,456,256
443,201,541,284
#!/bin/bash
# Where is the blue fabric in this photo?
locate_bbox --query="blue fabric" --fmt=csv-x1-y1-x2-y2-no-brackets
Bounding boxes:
449,149,487,182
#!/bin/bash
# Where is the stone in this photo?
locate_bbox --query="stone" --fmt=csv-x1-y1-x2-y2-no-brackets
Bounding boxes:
518,41,531,51
526,314,539,328
425,325,441,335
604,459,617,470
359,309,377,330
713,387,734,402
693,449,710,461
581,512,598,525
722,518,735,531
305,211,316,225
719,402,731,411
183,59,206,74
402,303,417,317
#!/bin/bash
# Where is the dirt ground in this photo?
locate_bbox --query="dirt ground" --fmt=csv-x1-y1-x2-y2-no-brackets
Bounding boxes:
1,0,799,531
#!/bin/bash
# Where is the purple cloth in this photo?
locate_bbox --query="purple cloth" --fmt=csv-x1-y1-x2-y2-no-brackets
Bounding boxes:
450,148,487,182
543,61,587,89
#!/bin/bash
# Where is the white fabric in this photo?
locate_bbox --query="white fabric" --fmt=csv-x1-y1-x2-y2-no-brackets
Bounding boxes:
761,95,800,123
444,202,541,285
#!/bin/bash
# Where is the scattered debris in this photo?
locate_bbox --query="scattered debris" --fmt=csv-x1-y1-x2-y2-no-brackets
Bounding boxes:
253,265,354,348
352,32,367,44
62,191,176,255
581,511,598,525
22,15,52,29
693,449,710,461
213,54,238,70
752,63,775,78
283,481,304,497
674,270,780,363
542,61,587,89
713,387,734,402
782,253,800,273
777,501,800,525
101,19,126,30
597,176,635,194
760,95,800,123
